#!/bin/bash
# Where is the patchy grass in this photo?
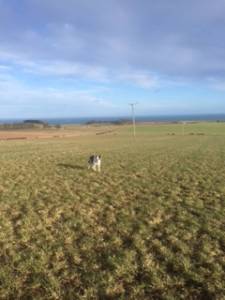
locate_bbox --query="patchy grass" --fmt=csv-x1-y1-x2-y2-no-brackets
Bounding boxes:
122,121,225,136
0,123,225,299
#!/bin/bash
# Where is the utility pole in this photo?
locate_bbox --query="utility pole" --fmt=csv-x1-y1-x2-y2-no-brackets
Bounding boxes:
129,103,137,137
182,121,186,136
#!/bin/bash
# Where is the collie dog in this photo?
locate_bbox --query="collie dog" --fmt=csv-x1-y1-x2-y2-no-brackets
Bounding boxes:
88,155,101,172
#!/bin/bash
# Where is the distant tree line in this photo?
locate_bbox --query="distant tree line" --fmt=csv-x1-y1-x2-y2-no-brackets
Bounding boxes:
85,119,131,125
0,120,62,130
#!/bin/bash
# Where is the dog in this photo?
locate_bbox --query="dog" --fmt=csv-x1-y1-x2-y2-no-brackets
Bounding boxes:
88,154,102,172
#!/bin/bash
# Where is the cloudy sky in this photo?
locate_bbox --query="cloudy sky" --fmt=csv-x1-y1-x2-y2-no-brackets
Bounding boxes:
0,0,225,118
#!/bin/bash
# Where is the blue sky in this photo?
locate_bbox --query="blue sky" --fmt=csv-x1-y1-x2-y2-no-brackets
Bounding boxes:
0,0,225,118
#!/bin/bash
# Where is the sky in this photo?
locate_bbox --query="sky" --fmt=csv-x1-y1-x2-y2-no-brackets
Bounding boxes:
0,0,225,118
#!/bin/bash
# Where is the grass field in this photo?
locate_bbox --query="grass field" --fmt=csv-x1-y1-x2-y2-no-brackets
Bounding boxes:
0,122,225,299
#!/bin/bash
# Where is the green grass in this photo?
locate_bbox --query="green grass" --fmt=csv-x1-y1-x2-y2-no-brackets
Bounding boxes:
0,123,225,299
122,121,225,136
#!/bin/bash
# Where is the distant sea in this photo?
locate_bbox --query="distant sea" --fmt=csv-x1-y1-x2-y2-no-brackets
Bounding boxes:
0,114,225,125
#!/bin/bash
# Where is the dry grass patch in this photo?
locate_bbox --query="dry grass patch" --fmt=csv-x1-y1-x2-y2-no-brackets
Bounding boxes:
0,125,225,299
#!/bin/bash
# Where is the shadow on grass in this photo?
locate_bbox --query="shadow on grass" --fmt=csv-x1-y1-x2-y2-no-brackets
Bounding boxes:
57,163,85,170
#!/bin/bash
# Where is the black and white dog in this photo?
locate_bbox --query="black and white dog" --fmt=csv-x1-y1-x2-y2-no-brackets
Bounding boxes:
88,154,102,172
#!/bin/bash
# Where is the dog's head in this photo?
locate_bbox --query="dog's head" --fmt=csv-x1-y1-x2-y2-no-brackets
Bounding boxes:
95,154,101,162
88,154,101,164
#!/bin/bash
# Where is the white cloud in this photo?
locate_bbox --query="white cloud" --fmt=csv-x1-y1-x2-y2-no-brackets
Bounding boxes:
22,60,109,82
214,82,225,91
119,72,159,89
0,70,117,117
1,0,225,81
206,77,225,91
0,46,163,88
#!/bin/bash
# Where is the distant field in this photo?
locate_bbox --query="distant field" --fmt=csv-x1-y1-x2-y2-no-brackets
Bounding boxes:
123,121,225,136
0,122,225,299
0,124,118,140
